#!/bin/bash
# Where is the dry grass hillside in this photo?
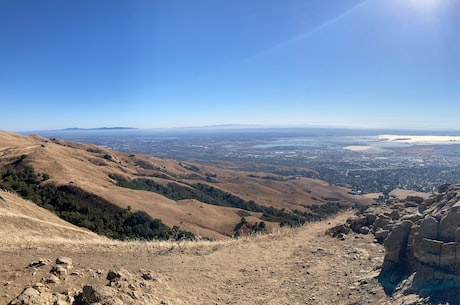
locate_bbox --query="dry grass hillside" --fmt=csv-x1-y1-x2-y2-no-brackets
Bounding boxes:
0,190,103,244
0,187,392,304
0,131,373,239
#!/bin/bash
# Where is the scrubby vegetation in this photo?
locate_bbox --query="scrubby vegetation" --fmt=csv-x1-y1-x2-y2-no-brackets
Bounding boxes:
109,174,349,227
0,163,193,241
233,217,266,236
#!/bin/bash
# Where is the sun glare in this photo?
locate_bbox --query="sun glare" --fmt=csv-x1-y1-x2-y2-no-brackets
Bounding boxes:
392,0,450,24
408,0,445,11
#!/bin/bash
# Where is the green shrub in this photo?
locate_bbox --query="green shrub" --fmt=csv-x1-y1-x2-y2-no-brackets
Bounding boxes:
0,165,193,241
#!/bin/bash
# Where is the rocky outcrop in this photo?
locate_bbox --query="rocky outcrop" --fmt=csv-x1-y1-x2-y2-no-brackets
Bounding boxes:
8,258,158,305
383,220,412,265
327,184,460,303
7,283,74,305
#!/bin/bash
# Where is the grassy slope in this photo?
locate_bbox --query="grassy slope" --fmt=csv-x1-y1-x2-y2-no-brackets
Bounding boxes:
0,131,373,238
0,190,103,243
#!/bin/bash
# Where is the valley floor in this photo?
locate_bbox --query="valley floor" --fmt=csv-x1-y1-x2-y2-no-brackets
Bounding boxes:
0,212,393,305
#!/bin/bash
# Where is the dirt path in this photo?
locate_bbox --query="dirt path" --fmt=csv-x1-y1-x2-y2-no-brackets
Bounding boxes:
0,212,393,304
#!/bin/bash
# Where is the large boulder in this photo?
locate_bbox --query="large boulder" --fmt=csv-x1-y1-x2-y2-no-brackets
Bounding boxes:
325,223,350,238
417,216,438,240
438,209,460,241
383,220,413,264
346,215,369,233
77,285,121,304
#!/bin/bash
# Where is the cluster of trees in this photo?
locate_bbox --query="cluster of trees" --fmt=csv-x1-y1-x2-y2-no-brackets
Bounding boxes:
110,174,348,227
0,163,193,241
292,201,346,222
110,174,262,211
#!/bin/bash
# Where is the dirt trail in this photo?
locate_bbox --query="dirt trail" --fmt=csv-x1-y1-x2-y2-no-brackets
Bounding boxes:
0,212,392,304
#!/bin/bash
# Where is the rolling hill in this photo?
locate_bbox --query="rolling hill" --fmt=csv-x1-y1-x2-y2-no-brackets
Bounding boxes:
0,130,373,239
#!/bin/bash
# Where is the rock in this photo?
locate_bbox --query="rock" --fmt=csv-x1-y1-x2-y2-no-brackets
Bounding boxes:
406,196,425,204
50,265,67,276
31,283,49,293
107,270,121,281
80,285,118,303
374,228,389,243
417,216,438,240
439,184,452,193
384,220,413,264
418,202,427,213
364,213,377,226
400,209,423,223
391,187,460,290
390,210,400,221
347,215,369,233
440,242,457,272
354,184,460,301
7,286,54,305
27,258,50,269
404,201,419,208
107,268,131,282
141,272,154,281
56,257,72,269
412,238,442,267
44,274,60,284
455,228,460,242
325,223,350,237
358,226,370,235
373,214,391,232
439,210,460,241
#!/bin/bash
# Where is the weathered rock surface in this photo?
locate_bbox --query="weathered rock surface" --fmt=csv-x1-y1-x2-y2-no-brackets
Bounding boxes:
383,220,412,265
7,259,156,305
7,283,74,305
327,183,460,303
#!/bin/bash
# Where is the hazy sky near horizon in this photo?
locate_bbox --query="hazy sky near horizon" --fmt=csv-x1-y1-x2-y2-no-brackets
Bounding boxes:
1,0,459,131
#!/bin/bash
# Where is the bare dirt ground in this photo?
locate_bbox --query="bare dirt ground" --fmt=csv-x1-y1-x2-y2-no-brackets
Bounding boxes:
0,211,394,305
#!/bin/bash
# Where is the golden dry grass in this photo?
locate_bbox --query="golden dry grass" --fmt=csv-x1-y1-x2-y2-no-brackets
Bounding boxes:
0,178,394,304
0,202,393,305
0,131,374,239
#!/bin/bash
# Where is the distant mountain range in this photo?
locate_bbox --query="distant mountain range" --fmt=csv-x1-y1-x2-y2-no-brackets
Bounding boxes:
53,125,460,135
63,127,138,131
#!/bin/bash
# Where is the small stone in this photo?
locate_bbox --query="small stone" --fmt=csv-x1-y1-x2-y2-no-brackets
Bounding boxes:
142,272,154,281
32,283,49,293
107,269,122,281
56,257,72,267
45,274,60,284
27,258,50,269
107,268,131,281
50,265,67,276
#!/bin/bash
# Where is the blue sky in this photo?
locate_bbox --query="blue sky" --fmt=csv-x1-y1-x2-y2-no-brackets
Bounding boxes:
1,0,459,131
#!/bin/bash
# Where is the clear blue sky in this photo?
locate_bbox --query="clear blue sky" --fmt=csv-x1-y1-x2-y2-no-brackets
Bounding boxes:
1,0,459,131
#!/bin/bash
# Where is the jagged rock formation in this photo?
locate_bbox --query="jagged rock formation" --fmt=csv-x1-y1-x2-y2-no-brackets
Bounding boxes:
327,184,460,303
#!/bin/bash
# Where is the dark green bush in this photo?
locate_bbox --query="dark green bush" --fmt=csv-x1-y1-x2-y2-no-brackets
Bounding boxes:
110,174,347,228
0,165,193,241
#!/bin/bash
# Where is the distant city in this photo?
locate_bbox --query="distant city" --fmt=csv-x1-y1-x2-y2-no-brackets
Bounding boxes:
33,127,460,197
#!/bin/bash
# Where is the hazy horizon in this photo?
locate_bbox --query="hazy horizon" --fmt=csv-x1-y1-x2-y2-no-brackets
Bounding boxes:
20,125,460,138
1,0,459,131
